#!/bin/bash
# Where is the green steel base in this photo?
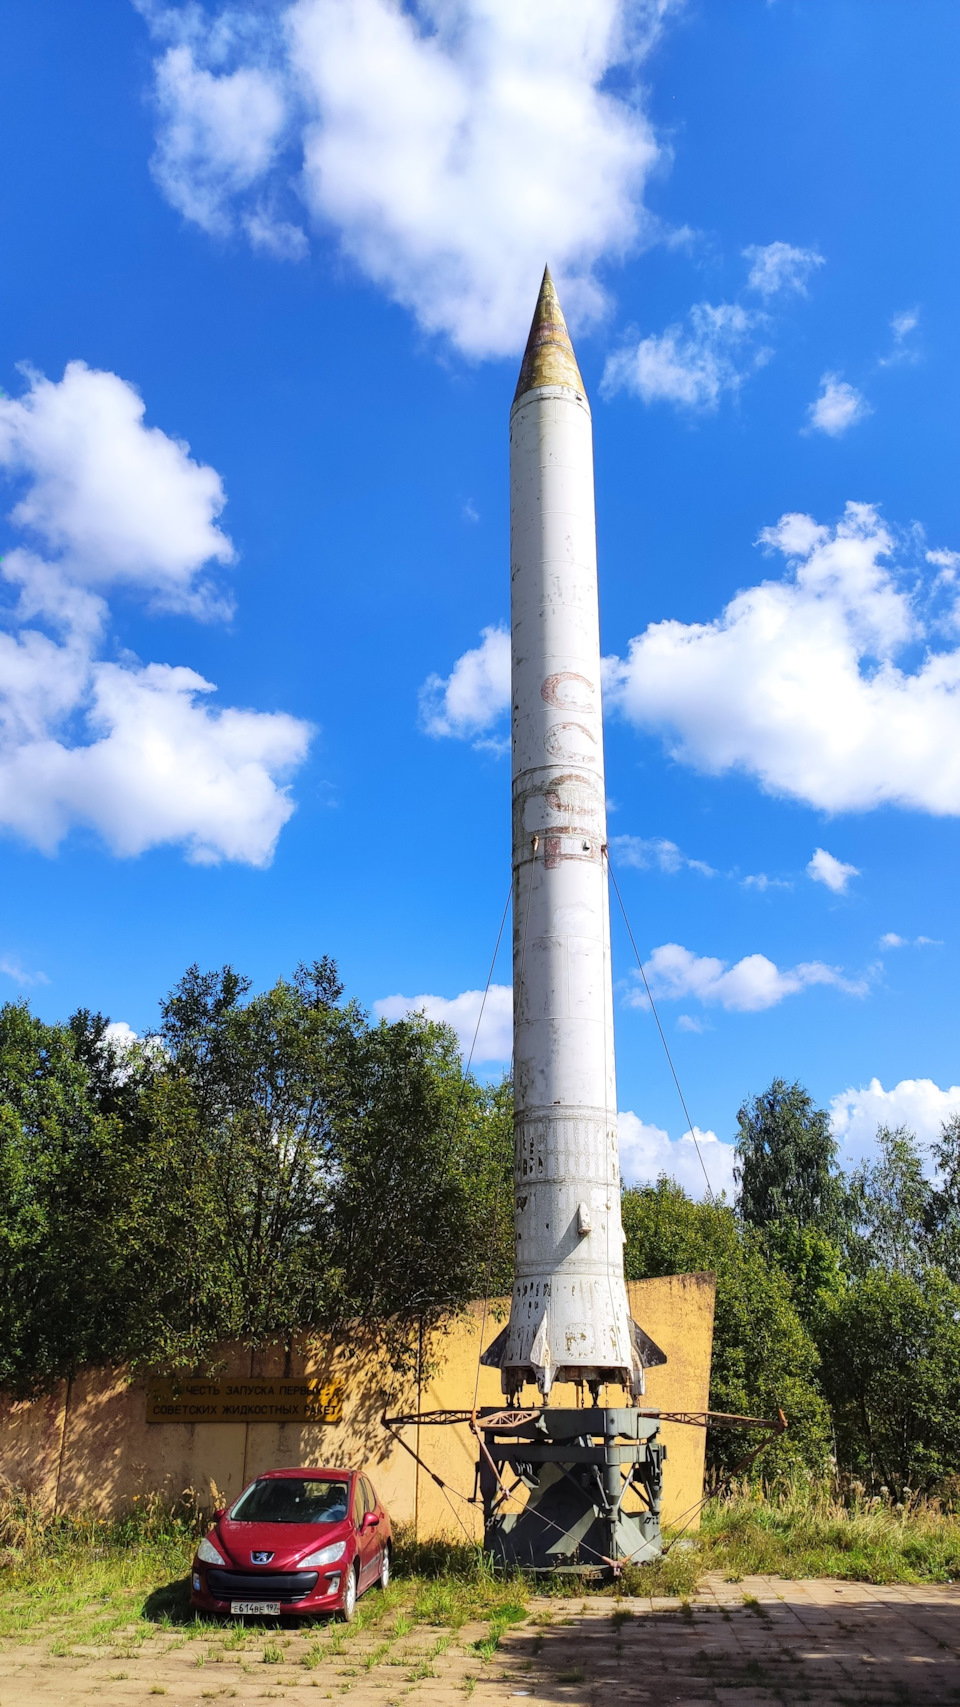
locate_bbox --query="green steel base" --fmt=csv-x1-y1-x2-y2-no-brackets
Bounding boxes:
478,1406,665,1574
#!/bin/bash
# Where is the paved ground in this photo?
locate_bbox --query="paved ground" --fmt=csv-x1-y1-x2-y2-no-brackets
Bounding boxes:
2,1576,960,1706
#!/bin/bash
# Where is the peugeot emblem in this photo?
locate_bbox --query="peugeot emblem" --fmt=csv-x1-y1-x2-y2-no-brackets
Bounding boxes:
251,1550,274,1564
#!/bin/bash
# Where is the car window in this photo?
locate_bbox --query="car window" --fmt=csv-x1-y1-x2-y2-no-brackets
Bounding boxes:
352,1478,364,1528
362,1476,376,1514
229,1478,349,1524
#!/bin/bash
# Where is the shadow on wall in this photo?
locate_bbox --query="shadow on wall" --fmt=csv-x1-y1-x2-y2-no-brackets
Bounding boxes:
0,1276,716,1536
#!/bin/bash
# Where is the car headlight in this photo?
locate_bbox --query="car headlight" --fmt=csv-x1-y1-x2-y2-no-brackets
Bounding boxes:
196,1536,225,1566
299,1540,347,1568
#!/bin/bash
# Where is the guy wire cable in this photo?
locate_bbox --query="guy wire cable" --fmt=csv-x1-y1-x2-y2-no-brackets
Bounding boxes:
606,856,715,1203
473,834,538,1410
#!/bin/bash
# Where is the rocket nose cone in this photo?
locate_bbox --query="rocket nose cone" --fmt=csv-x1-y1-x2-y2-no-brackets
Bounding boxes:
513,266,586,404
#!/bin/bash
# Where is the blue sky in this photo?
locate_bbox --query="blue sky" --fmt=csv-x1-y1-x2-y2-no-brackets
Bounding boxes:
2,0,959,1196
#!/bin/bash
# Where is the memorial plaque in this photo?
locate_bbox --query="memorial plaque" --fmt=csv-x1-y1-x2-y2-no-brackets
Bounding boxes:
145,1376,344,1424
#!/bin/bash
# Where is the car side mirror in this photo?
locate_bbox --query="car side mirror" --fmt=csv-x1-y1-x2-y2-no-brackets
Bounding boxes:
212,1507,225,1522
361,1511,380,1531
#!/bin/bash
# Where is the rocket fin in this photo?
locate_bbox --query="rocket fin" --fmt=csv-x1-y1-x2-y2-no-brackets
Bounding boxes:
529,1310,554,1396
479,1324,510,1368
632,1320,668,1368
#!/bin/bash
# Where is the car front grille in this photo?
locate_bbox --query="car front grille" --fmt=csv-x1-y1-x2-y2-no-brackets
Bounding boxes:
206,1569,320,1602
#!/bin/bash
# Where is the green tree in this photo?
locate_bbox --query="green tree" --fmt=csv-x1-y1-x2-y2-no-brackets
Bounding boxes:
735,1078,845,1237
845,1125,933,1279
0,1003,132,1392
622,1177,830,1479
818,1265,960,1491
0,961,514,1391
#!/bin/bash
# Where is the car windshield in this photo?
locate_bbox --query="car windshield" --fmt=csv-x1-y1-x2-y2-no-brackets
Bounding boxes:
229,1478,349,1524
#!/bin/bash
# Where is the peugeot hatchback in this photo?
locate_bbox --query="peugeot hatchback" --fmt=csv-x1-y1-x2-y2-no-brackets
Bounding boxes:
190,1467,392,1622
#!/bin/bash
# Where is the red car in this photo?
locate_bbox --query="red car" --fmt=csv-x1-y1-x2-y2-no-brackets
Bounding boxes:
190,1466,392,1622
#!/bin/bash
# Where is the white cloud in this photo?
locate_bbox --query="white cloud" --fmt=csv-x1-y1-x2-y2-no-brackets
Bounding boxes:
879,309,920,368
419,624,510,743
807,846,859,894
806,373,871,437
618,1110,735,1199
151,43,293,240
744,241,824,298
602,302,769,411
0,362,312,865
0,661,310,865
629,941,866,1013
374,983,512,1064
880,932,940,949
139,0,675,357
610,835,714,876
0,956,49,987
830,1077,960,1167
0,362,234,616
741,872,792,892
104,1020,140,1051
606,502,960,816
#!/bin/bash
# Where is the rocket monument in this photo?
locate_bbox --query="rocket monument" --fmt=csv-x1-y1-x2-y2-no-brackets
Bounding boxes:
487,267,645,1398
477,269,667,1569
484,267,654,1401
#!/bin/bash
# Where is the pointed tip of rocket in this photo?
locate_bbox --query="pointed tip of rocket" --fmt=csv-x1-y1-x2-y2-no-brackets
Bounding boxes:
513,265,586,407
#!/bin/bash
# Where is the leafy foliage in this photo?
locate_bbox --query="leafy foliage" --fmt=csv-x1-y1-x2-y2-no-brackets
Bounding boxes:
0,961,512,1391
622,1179,831,1478
735,1077,845,1237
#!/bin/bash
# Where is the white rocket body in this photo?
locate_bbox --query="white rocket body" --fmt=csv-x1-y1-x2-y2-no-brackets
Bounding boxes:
495,272,641,1400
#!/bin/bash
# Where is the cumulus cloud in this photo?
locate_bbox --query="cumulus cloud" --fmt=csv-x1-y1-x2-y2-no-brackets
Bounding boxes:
151,42,293,240
374,983,512,1064
743,241,824,298
610,834,714,876
618,1110,735,1199
606,501,960,816
603,237,823,411
0,362,312,865
830,1077,960,1167
138,0,675,357
419,624,510,745
628,941,867,1013
806,373,871,436
741,872,792,892
602,302,769,411
0,361,234,616
807,847,859,894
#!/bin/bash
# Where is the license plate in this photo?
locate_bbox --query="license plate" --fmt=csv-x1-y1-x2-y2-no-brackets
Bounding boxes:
231,1600,281,1616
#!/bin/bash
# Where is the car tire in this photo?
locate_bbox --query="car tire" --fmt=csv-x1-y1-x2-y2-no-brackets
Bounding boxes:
338,1563,359,1623
378,1545,391,1591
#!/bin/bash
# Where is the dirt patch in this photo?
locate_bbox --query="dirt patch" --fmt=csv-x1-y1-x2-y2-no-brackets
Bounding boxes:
2,1576,960,1706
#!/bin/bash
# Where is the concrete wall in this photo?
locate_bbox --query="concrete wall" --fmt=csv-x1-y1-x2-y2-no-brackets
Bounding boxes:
0,1273,715,1536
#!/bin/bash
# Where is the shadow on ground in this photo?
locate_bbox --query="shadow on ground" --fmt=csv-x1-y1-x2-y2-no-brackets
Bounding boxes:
498,1591,960,1706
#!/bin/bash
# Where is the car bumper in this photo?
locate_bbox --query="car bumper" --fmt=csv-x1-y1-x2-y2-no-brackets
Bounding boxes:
190,1567,347,1616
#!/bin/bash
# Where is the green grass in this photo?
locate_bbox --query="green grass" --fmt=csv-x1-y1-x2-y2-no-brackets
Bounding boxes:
693,1484,960,1585
3,1477,959,1664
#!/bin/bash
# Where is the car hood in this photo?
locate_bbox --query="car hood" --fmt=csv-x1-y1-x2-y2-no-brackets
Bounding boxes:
211,1517,353,1569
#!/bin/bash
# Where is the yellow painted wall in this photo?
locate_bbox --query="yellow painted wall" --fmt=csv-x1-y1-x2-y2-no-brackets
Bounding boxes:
0,1273,715,1536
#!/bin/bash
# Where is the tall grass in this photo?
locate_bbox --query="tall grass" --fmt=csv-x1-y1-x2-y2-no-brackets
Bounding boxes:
693,1480,960,1585
2,1476,959,1652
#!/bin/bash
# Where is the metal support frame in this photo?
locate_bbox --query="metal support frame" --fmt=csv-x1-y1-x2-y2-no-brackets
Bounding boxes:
477,1405,665,1575
380,1401,786,1578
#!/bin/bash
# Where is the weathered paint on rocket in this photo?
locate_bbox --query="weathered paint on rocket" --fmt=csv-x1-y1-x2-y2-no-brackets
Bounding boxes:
493,268,645,1400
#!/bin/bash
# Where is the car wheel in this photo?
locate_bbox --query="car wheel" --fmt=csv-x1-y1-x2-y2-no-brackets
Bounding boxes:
338,1563,358,1623
378,1545,391,1591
